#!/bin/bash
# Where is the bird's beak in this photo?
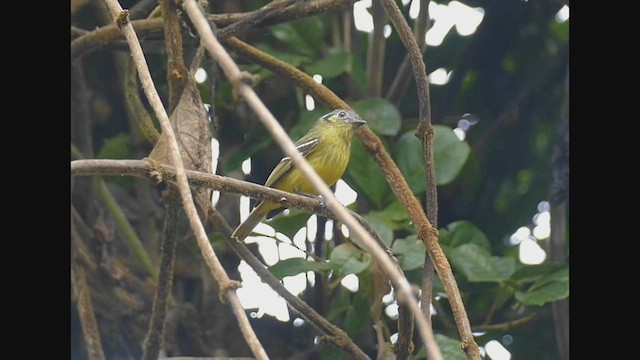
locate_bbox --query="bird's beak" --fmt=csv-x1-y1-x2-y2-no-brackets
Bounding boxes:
350,117,367,126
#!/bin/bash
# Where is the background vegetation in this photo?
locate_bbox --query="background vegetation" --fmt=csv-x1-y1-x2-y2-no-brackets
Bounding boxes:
71,0,569,359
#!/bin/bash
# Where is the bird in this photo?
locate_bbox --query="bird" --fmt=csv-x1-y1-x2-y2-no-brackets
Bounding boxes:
231,109,367,241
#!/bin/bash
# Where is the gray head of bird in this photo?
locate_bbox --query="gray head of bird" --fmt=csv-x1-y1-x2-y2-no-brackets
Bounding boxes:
321,109,367,128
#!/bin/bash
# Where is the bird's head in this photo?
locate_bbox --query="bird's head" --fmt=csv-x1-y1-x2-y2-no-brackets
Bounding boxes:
320,109,367,128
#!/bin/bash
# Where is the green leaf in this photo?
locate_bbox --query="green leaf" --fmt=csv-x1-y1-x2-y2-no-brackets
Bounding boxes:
533,266,569,287
269,258,332,280
97,134,131,159
366,201,412,232
356,215,394,248
433,125,471,185
254,43,310,68
271,17,325,57
344,294,371,337
351,98,401,136
447,244,515,282
392,236,426,271
439,221,491,252
347,53,368,92
268,210,311,240
304,51,351,79
289,17,326,54
208,232,225,243
394,131,426,194
347,139,391,208
511,263,566,284
434,334,467,360
515,280,568,306
98,134,134,187
330,243,371,276
320,347,349,360
380,201,411,222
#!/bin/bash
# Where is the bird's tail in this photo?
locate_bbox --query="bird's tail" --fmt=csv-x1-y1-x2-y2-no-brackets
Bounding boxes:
231,202,271,241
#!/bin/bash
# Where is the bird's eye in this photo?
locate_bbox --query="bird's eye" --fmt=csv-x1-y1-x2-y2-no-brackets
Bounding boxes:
338,110,346,118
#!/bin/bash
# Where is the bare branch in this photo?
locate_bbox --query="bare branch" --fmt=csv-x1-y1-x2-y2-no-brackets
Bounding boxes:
208,209,372,360
472,314,538,332
158,0,189,112
216,0,299,39
71,0,356,61
71,263,106,360
142,191,180,360
379,0,482,359
366,0,386,97
101,1,268,359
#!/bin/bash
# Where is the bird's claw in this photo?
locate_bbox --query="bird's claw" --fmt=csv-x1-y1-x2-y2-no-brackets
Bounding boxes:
297,192,325,214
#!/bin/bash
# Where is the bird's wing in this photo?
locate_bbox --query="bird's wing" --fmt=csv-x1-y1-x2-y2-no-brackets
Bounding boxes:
263,136,320,188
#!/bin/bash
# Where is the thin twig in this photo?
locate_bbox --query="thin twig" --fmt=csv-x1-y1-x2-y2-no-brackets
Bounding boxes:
71,0,355,61
182,2,440,358
96,178,157,279
385,0,430,105
207,209,371,360
159,0,188,112
216,0,299,39
101,2,269,359
122,54,161,141
366,0,386,97
71,264,106,360
471,314,538,332
142,191,181,360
